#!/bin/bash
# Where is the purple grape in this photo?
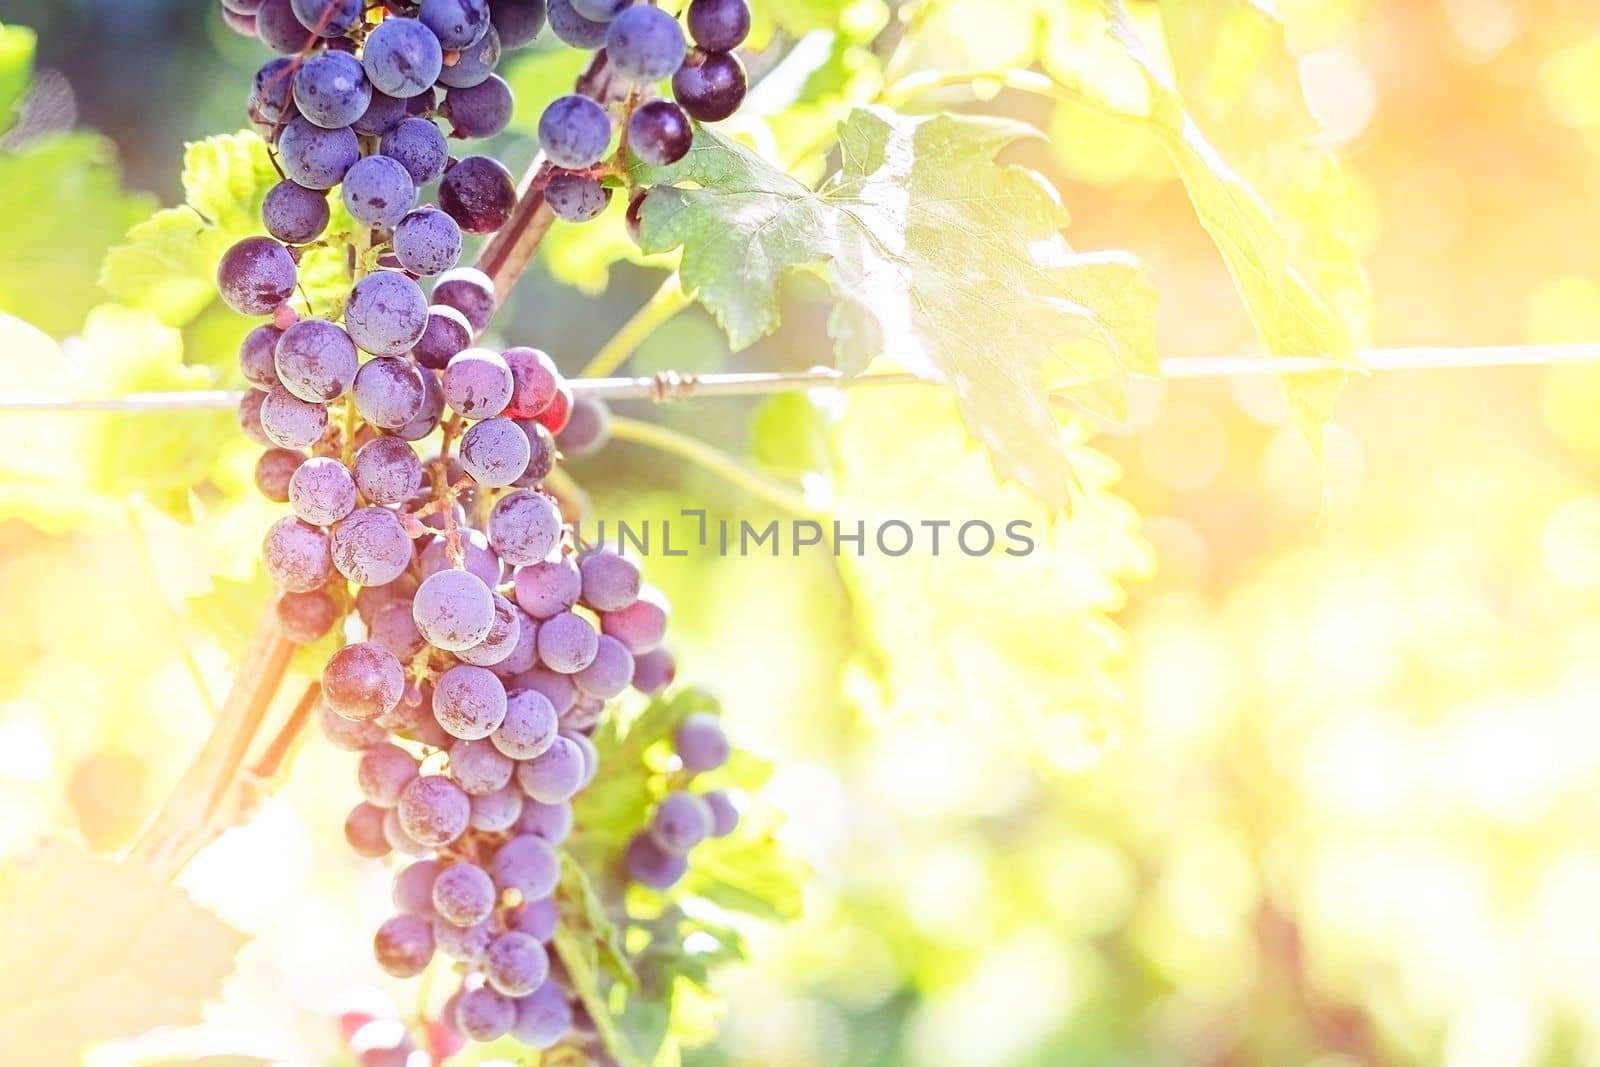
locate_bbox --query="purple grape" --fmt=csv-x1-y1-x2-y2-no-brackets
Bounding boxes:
563,729,598,785
324,641,406,722
432,267,496,333
627,99,691,166
489,606,539,676
571,0,629,18
433,664,508,739
374,914,434,977
331,506,415,586
436,25,502,89
344,801,391,857
434,916,493,962
384,807,434,857
574,634,633,699
535,611,598,674
277,115,361,188
354,89,408,135
538,94,611,169
443,348,514,419
263,515,334,592
512,555,581,621
358,742,421,805
363,17,444,98
491,688,558,759
346,271,429,356
293,49,371,129
687,0,749,51
607,6,684,83
485,932,548,997
414,568,496,652
396,367,446,440
289,456,358,526
515,798,571,843
370,598,426,658
674,712,728,772
456,987,515,1042
275,318,358,402
673,49,746,122
514,419,558,485
578,548,640,611
420,0,492,49
510,665,577,715
318,700,388,750
490,0,547,48
546,0,608,47
249,57,299,124
278,587,339,643
491,833,559,897
432,861,497,926
444,75,513,139
393,207,462,276
515,735,584,803
469,783,525,830
631,646,675,694
702,789,739,837
380,117,450,185
262,180,331,244
649,791,711,853
397,774,472,846
624,832,687,889
457,593,523,666
487,490,561,567
255,0,316,52
507,895,557,941
240,324,284,390
561,694,603,732
353,355,428,429
291,0,362,35
413,304,473,369
218,236,297,315
511,981,572,1049
460,417,531,487
600,585,667,652
393,858,441,915
382,688,455,749
449,737,515,794
500,346,558,419
438,155,516,234
545,171,610,223
343,154,418,229
353,435,423,504
421,528,502,588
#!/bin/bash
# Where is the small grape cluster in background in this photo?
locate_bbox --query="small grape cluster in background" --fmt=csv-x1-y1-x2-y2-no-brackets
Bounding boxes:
211,0,754,1058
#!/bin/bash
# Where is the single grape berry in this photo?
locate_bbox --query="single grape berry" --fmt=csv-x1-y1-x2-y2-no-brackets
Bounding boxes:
260,386,329,448
449,737,516,794
513,554,581,619
276,115,361,188
484,932,548,997
487,490,561,566
414,568,497,652
557,395,611,456
460,417,531,487
675,712,729,772
363,17,445,98
217,236,297,316
330,506,416,587
275,318,359,402
443,348,514,419
276,588,339,643
359,742,420,806
239,324,284,390
632,645,677,694
515,734,585,803
374,914,435,977
352,356,428,431
511,981,573,1049
253,447,304,502
255,0,316,53
432,664,509,739
432,267,496,333
545,171,611,223
289,456,358,526
345,271,429,356
456,594,523,667
380,116,450,185
354,89,408,135
672,49,746,123
393,207,463,276
490,0,547,48
687,0,750,52
624,832,688,889
263,515,334,592
397,774,472,847
438,155,517,234
702,789,740,837
491,688,558,759
546,0,609,48
343,154,419,229
579,548,641,611
353,437,423,505
432,861,497,926
419,0,492,49
262,180,331,244
292,49,371,129
649,791,713,854
444,75,514,139
606,5,686,84
456,987,515,1042
533,379,574,434
490,833,560,897
628,99,692,166
436,24,503,89
414,304,475,369
538,94,612,169
249,57,300,125
323,642,407,721
291,0,363,36
344,802,391,858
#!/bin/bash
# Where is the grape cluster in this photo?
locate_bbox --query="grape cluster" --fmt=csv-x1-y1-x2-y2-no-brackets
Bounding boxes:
623,712,739,888
214,0,755,1055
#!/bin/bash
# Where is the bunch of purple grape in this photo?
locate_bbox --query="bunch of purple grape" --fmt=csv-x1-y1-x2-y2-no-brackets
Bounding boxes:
219,0,749,230
623,711,740,888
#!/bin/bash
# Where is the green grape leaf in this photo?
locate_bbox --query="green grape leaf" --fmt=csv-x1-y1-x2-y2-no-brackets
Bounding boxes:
579,688,721,837
553,855,643,1067
679,806,807,921
634,109,1158,509
0,134,155,338
0,842,244,1067
101,130,352,328
1097,0,1370,447
0,23,35,134
748,393,833,482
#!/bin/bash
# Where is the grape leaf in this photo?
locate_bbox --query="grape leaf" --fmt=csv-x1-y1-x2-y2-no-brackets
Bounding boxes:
679,807,807,921
634,109,1158,509
100,131,353,328
0,23,34,135
0,133,155,337
0,842,244,1067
